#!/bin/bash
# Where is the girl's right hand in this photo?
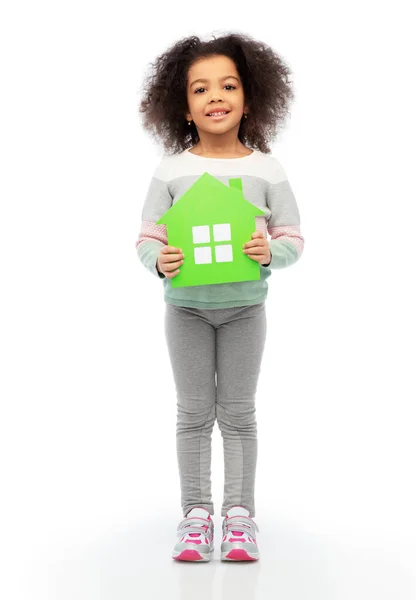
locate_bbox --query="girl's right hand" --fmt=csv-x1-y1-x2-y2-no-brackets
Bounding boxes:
156,246,184,278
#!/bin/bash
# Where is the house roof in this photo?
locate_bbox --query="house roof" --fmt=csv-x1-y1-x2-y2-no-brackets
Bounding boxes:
157,172,265,225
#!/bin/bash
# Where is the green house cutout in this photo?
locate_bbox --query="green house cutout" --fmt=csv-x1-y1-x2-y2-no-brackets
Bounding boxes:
157,172,266,288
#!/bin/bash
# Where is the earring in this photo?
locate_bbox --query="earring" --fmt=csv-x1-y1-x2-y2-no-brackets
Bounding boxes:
244,114,247,119
188,121,192,125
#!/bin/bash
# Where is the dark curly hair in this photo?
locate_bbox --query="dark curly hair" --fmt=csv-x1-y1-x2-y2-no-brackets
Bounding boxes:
138,32,295,155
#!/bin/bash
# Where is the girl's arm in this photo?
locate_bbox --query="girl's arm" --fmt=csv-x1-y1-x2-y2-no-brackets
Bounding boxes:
265,160,304,269
135,162,172,279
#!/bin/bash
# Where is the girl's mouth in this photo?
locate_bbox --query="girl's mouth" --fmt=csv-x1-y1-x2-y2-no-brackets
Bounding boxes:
206,111,230,120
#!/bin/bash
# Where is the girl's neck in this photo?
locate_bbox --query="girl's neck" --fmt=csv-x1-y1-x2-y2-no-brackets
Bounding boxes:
188,141,252,159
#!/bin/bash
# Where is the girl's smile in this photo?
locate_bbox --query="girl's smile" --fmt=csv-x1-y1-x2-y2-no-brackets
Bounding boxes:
206,110,230,120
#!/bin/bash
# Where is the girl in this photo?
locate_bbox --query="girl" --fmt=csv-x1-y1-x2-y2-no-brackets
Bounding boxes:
135,32,304,562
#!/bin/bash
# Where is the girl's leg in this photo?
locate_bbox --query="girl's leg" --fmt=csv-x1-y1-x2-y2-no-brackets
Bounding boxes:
164,303,217,517
215,302,267,518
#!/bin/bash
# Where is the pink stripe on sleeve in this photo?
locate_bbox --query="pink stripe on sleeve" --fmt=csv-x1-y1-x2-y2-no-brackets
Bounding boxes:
268,225,304,257
135,220,168,249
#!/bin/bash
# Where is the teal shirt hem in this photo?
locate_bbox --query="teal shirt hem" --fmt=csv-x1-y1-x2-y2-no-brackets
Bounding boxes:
164,293,267,309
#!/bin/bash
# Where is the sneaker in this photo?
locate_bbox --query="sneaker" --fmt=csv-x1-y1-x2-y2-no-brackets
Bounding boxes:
220,506,260,561
172,507,214,562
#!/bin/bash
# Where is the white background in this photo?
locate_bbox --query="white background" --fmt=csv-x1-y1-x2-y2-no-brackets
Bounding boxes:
1,1,415,598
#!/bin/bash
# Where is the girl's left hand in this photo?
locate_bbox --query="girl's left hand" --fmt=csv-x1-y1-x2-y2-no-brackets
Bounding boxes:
243,231,271,265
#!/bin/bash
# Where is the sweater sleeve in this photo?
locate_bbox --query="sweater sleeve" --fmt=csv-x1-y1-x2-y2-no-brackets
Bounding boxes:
135,159,172,279
265,159,305,269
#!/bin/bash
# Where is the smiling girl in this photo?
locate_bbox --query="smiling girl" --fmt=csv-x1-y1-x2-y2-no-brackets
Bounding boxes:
136,32,305,562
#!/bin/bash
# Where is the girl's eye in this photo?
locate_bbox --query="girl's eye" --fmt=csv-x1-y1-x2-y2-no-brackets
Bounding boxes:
194,85,236,94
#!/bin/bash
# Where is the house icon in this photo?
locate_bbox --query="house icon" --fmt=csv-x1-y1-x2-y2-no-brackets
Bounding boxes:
156,172,266,288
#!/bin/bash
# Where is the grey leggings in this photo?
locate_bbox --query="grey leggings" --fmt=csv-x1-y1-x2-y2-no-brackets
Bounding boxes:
164,301,267,518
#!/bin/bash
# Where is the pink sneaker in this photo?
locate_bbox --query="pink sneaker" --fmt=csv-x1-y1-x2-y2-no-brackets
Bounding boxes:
172,507,214,562
220,506,260,561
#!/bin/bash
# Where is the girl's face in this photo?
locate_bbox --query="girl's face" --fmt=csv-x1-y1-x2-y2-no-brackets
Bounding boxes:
185,54,248,140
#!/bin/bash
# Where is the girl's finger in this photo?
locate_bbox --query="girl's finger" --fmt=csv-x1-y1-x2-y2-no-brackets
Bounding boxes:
244,241,267,249
245,246,266,254
247,254,263,262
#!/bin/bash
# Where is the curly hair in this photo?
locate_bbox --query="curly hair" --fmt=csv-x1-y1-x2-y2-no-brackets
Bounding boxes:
138,32,295,155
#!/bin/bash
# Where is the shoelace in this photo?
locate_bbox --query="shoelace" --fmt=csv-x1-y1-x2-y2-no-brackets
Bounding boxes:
177,516,212,538
222,515,259,537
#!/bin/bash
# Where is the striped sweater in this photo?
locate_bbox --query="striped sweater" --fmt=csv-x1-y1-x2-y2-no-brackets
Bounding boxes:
135,147,304,309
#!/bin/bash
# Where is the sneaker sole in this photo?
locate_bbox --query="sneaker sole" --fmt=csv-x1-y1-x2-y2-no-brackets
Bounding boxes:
221,548,259,561
172,547,214,562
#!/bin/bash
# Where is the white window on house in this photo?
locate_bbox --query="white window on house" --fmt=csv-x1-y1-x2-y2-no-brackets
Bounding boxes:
192,224,233,265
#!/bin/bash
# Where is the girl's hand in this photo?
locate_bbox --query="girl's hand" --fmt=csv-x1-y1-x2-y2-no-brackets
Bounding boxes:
243,231,271,265
157,246,184,278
